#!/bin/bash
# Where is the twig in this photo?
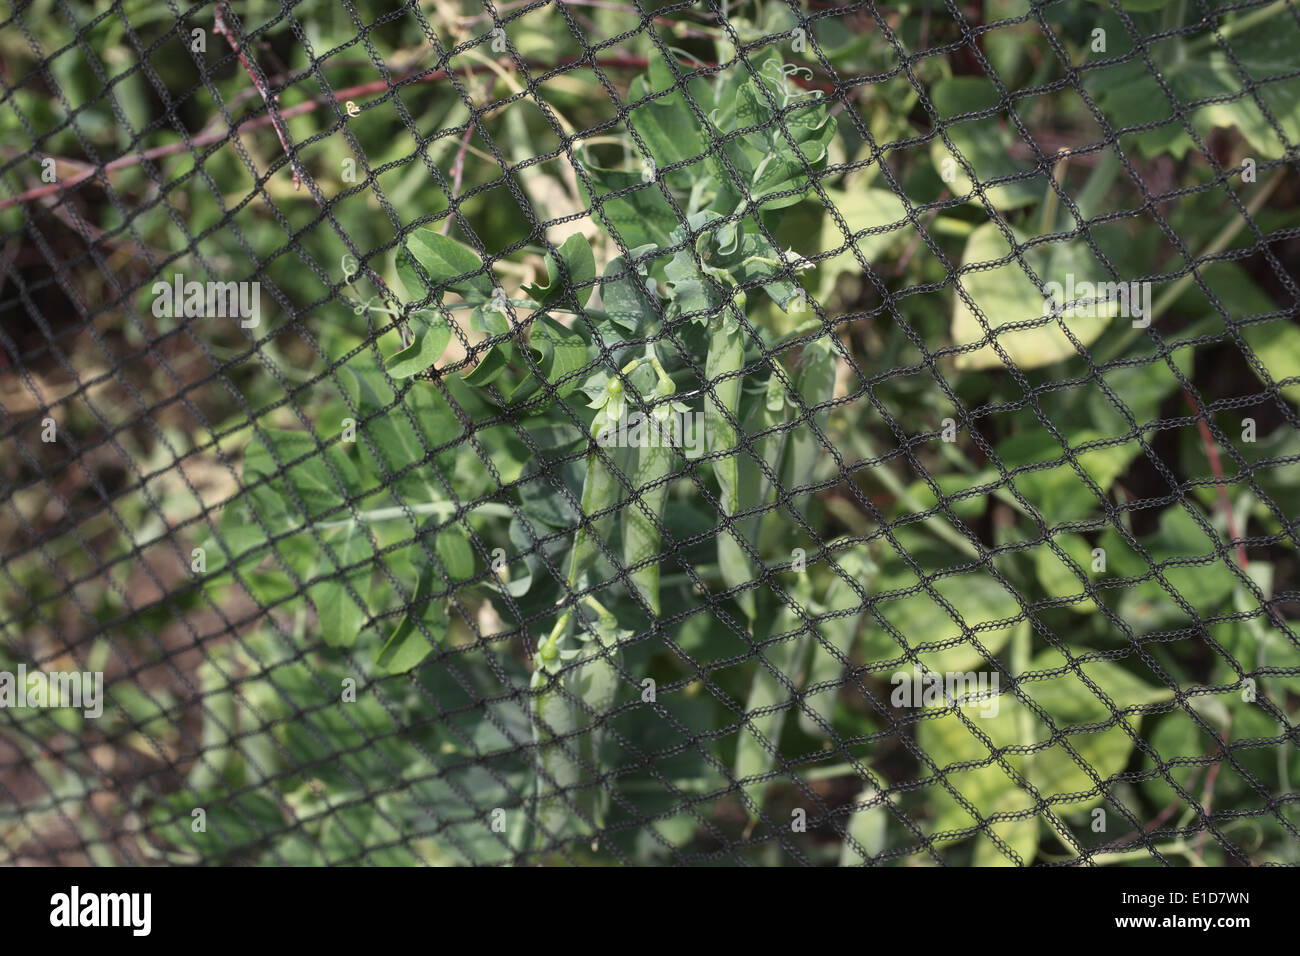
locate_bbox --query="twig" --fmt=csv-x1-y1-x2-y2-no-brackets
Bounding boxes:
1183,390,1248,569
0,57,652,213
892,191,945,276
442,78,493,237
212,3,302,190
1100,764,1205,853
1195,728,1229,861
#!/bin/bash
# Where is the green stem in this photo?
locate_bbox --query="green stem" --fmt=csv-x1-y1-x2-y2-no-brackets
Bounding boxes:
1073,147,1120,223
1186,0,1283,53
315,500,515,528
852,432,981,559
1038,152,1069,237
1097,166,1287,363
930,216,976,238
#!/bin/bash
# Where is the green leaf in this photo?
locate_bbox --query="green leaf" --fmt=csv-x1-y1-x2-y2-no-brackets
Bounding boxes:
861,564,1020,673
386,311,451,378
664,248,722,321
1241,321,1300,406
377,567,447,673
1089,16,1300,160
150,791,286,862
915,695,1036,863
599,245,663,335
1020,650,1172,799
1140,709,1212,808
951,222,1118,371
626,58,711,177
816,188,908,297
309,520,373,648
527,314,590,401
462,342,513,387
839,788,892,865
748,103,834,209
995,427,1140,525
918,650,1169,861
344,363,462,503
1098,506,1239,629
524,234,597,310
396,229,494,304
243,429,360,526
578,162,681,249
928,78,1041,210
436,525,476,583
718,224,808,309
1033,532,1096,605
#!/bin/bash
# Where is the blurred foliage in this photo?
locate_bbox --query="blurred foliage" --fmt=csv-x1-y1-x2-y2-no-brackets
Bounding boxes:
1,0,1298,866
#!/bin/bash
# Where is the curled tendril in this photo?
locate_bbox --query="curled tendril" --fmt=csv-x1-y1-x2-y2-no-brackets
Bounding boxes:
761,59,823,108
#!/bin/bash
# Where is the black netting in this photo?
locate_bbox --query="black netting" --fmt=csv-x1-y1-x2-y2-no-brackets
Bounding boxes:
1,0,1298,866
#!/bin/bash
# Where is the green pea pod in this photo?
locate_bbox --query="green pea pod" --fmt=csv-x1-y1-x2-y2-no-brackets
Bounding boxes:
798,545,874,739
530,638,583,848
623,357,677,614
623,441,672,613
532,365,638,850
705,312,756,619
734,577,815,816
781,334,837,521
737,366,796,552
568,403,623,588
572,609,624,831
530,601,625,848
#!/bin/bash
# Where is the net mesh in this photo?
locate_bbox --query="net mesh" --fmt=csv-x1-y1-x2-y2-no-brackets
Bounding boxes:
1,0,1298,866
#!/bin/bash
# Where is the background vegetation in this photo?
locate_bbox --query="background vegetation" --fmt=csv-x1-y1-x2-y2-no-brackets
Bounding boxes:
1,0,1298,865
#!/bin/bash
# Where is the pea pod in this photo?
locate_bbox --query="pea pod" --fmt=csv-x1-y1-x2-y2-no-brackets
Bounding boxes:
734,577,815,815
797,545,874,739
781,334,836,521
567,364,635,588
705,310,756,619
530,635,582,847
622,355,679,614
572,603,624,831
737,366,797,552
531,364,638,849
530,597,625,847
745,334,837,556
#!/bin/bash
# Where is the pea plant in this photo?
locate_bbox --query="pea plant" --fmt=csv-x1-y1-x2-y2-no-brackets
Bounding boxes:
156,2,1300,867
175,49,859,861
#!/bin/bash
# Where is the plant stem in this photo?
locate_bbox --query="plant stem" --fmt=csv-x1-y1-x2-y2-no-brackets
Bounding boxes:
315,500,515,529
1097,166,1287,363
1038,150,1069,236
852,432,981,559
1186,0,1284,52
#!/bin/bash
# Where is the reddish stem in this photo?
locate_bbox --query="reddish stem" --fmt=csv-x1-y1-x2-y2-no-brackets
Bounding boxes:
213,4,302,190
0,58,651,212
1183,390,1248,569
